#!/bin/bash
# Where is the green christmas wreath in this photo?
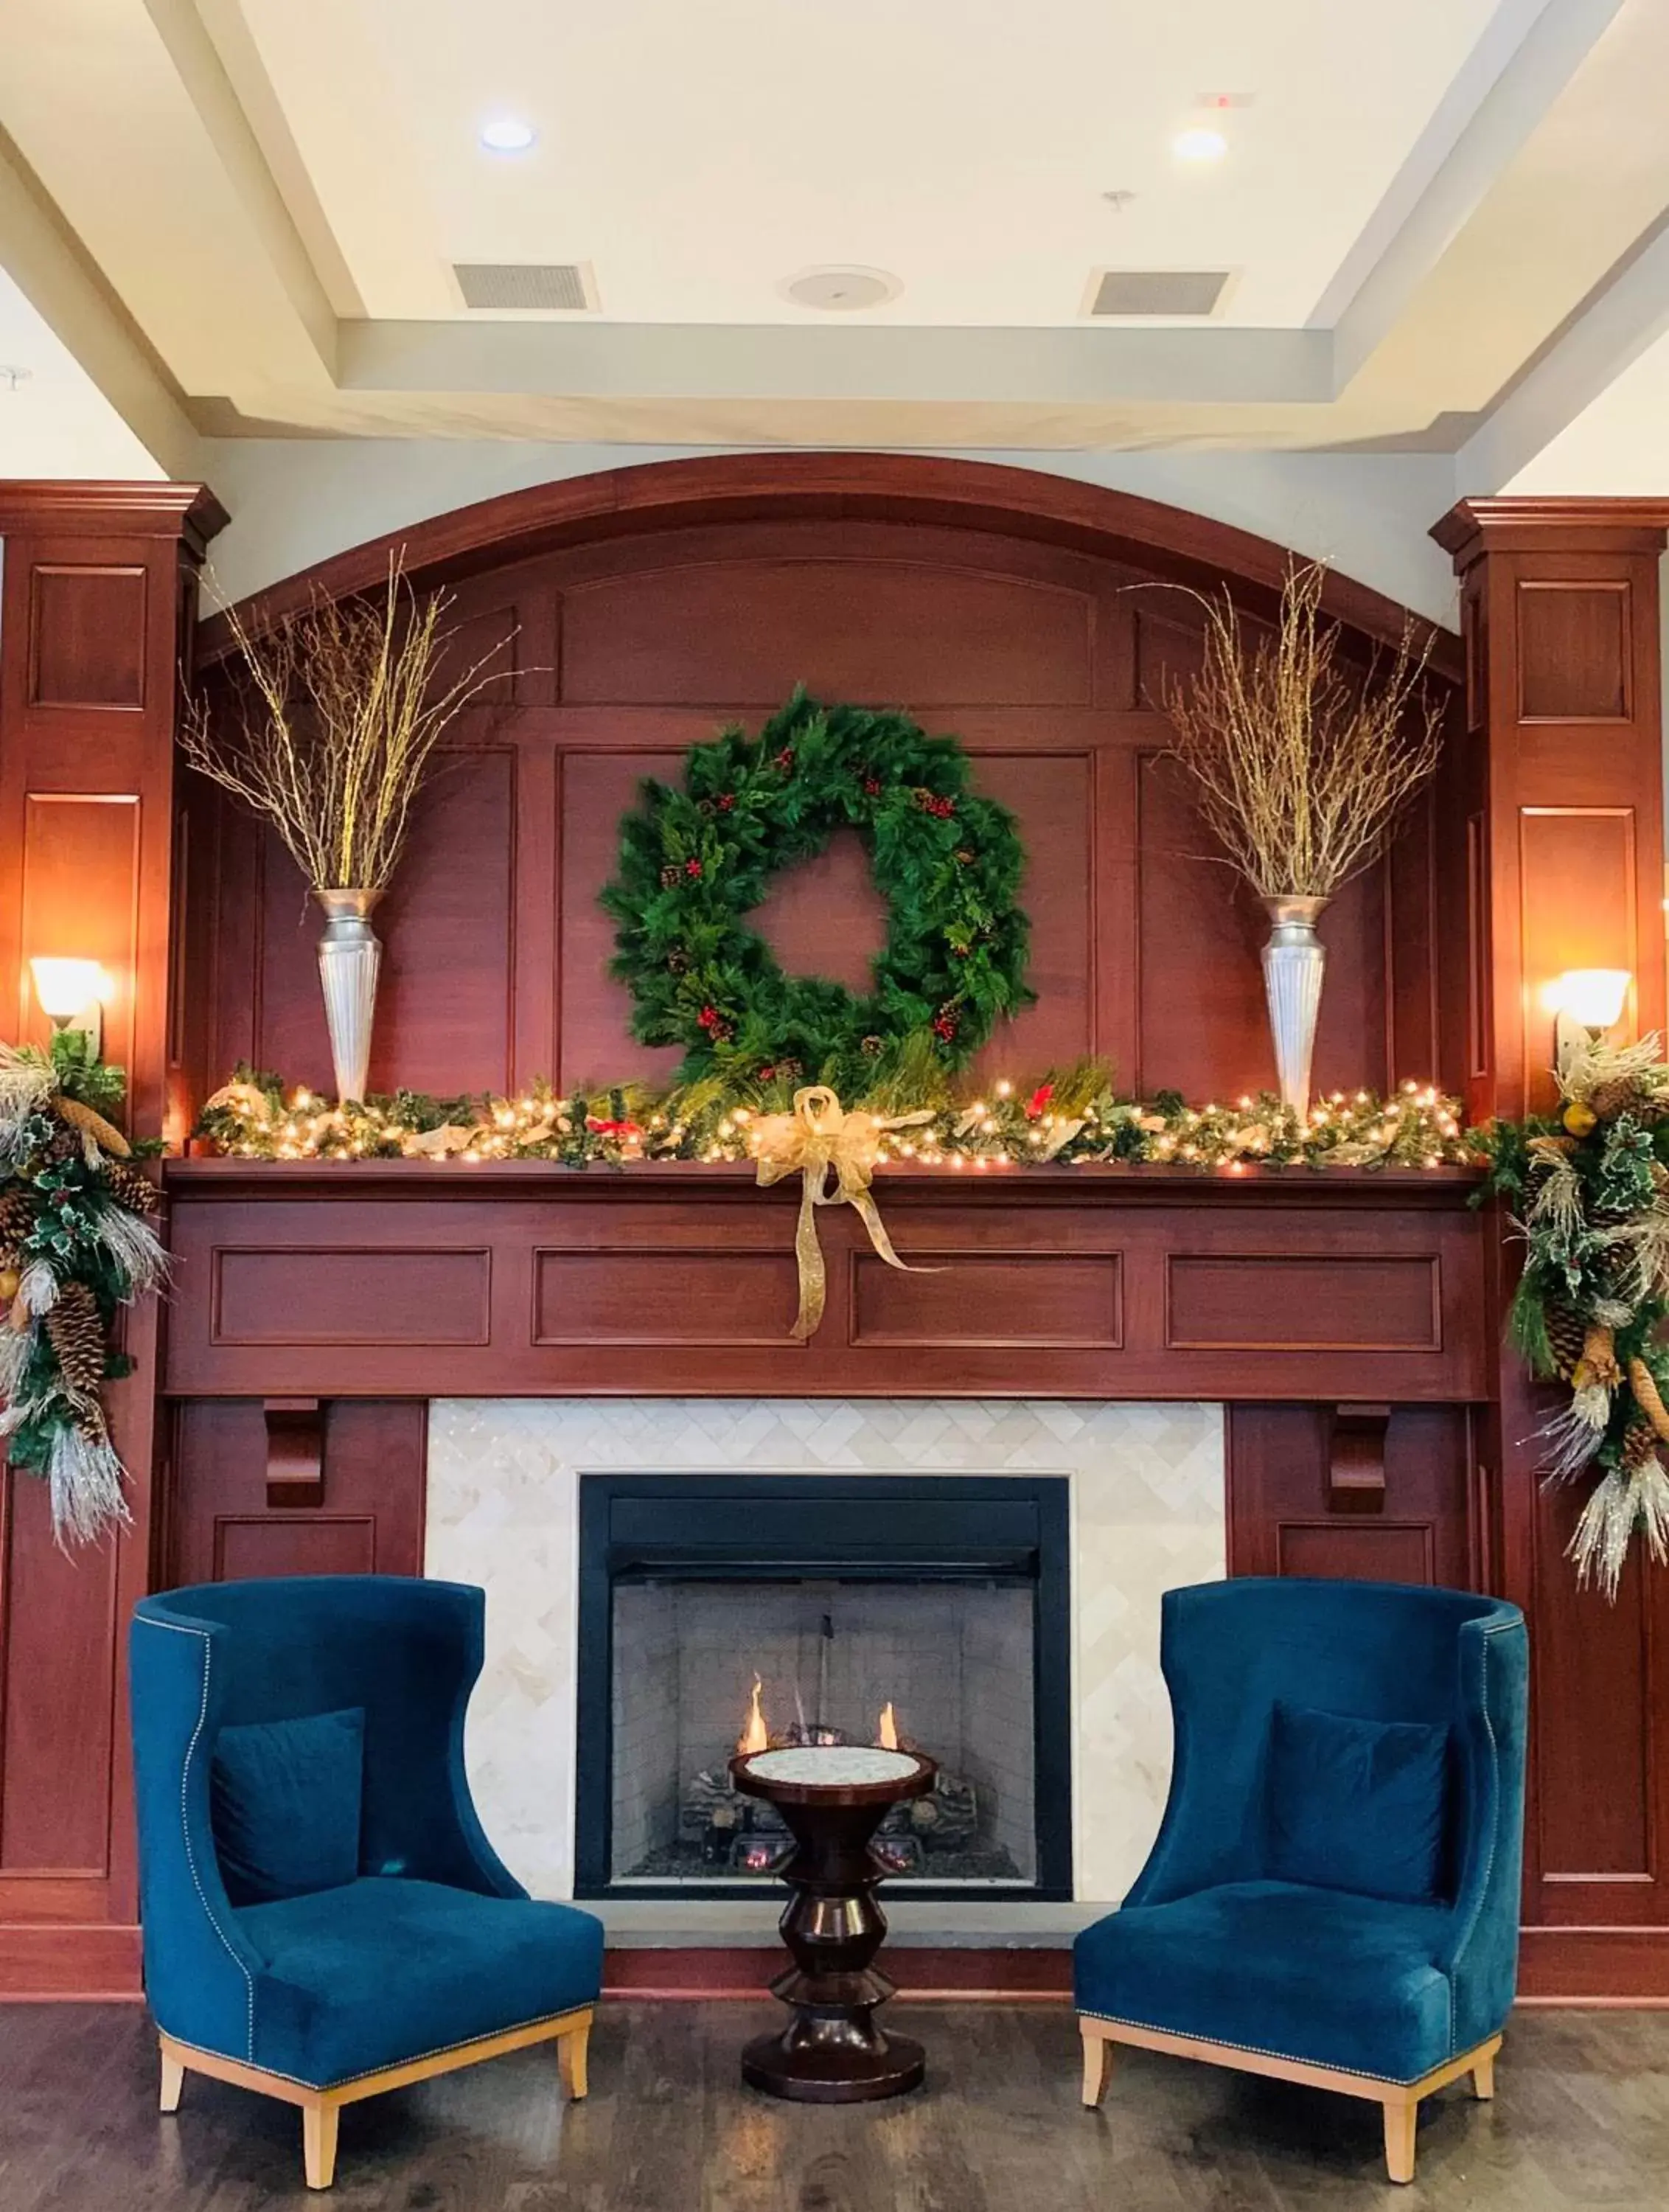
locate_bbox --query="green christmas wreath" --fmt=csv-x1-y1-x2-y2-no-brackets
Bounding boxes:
602,692,1033,1091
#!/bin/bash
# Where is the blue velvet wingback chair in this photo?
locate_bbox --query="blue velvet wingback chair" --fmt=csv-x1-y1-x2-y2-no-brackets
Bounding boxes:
130,1576,604,2190
1075,1578,1527,2184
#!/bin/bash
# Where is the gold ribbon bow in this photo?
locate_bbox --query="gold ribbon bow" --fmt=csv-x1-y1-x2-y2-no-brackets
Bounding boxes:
749,1085,940,1339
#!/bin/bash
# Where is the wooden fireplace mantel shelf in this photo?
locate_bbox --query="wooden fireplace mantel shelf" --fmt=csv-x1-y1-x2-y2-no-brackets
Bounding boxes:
159,1157,1489,1404
164,1157,1483,1203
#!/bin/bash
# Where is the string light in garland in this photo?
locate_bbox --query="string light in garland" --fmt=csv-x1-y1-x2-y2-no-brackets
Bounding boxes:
198,1067,1470,1175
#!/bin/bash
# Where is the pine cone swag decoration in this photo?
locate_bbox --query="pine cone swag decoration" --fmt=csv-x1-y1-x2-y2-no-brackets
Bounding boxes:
1587,1077,1655,1122
1575,1323,1623,1391
54,1096,130,1158
44,1280,109,1403
102,1160,159,1216
1544,1303,1588,1382
1623,1416,1662,1472
0,1186,35,1249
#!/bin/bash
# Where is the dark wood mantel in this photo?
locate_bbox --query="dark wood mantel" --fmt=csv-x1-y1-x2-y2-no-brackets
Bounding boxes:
161,1158,1488,1406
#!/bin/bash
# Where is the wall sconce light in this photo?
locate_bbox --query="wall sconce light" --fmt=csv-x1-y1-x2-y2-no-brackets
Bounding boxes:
29,958,109,1055
1541,967,1631,1076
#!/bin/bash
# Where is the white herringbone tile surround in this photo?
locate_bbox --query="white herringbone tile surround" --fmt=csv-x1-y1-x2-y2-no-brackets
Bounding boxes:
425,1398,1224,1907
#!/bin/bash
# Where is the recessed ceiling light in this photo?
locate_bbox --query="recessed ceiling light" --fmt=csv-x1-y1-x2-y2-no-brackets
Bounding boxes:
778,266,902,311
479,114,537,154
1173,127,1228,163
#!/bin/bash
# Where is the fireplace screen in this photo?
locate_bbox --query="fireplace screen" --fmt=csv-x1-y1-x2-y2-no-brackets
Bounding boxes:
574,1475,1071,1899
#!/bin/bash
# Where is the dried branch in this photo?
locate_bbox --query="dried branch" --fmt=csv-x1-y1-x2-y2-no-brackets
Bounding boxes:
1157,561,1444,900
181,558,511,894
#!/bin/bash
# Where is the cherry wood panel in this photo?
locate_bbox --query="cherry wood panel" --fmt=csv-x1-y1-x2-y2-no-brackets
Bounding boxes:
212,1246,493,1347
164,1400,428,1589
27,563,149,710
0,482,223,2004
849,1250,1123,1350
1224,1402,1479,1590
1435,498,1669,1986
1167,1256,1439,1353
161,1161,1488,1405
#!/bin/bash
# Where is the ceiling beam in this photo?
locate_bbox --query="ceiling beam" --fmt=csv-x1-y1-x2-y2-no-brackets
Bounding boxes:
0,122,200,479
337,321,1336,409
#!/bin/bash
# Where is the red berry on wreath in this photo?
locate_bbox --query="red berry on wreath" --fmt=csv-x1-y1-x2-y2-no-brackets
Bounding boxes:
863,774,882,797
933,1008,959,1042
758,1065,776,1082
775,747,795,771
717,793,736,811
685,857,703,878
698,1004,722,1031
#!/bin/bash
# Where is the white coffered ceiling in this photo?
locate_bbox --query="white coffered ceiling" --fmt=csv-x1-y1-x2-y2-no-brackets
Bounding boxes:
0,0,1664,470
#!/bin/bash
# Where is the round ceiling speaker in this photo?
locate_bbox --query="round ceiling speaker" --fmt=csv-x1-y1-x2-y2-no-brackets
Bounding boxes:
779,266,902,311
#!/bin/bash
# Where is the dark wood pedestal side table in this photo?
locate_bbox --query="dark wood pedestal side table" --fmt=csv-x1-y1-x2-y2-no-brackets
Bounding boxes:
731,1743,938,2103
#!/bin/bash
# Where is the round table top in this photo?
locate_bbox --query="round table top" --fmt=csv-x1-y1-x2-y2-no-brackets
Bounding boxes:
731,1743,937,1806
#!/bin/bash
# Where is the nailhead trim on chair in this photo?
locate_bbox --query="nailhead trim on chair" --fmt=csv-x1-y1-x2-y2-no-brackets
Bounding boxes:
1445,1616,1517,2060
1077,2009,1420,2087
164,2008,587,2093
135,1616,257,2061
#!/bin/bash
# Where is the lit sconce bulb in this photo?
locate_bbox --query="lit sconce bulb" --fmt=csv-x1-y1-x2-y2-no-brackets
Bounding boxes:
1543,968,1631,1075
29,957,108,1051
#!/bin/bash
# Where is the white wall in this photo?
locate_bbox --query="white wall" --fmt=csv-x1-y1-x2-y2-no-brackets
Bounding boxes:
199,437,1464,627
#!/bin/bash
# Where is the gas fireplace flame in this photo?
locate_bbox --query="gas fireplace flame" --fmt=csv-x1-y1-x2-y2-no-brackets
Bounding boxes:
738,1674,769,1756
878,1702,899,1751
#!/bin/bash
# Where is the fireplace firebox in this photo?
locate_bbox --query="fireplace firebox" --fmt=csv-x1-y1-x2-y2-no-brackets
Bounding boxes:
574,1475,1072,1899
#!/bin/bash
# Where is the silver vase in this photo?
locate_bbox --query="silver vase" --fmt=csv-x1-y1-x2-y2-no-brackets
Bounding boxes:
315,888,383,1104
1261,894,1328,1117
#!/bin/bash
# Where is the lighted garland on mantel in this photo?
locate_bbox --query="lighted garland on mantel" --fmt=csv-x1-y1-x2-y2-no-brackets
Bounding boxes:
199,1061,1468,1174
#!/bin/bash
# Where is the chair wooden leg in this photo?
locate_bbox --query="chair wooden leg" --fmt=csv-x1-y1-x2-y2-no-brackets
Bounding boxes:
158,2042,184,2114
1080,2025,1114,2109
302,2099,340,2191
559,2017,590,2101
1472,2050,1496,2101
1382,2097,1418,2185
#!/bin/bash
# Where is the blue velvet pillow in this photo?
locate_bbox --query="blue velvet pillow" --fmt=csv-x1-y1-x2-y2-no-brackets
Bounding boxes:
1266,1701,1449,1903
211,1708,365,1905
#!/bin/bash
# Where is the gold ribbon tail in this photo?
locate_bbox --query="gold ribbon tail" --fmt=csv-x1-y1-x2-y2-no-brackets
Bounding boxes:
790,1166,829,1341
846,1184,943,1279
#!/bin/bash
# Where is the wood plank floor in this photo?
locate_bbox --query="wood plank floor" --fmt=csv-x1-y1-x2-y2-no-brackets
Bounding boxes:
1,2002,1666,2210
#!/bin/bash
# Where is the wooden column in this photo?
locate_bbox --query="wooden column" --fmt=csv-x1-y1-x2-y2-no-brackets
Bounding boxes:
1435,497,1669,1997
0,481,224,1997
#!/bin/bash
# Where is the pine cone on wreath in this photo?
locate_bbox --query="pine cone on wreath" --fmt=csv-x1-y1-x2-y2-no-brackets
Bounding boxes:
1544,1303,1588,1381
102,1160,159,1215
45,1279,108,1402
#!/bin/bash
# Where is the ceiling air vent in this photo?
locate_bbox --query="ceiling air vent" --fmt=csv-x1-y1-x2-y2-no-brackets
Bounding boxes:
1087,269,1230,319
453,262,596,311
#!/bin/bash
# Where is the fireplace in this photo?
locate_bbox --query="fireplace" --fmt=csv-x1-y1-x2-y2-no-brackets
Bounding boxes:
574,1475,1073,1899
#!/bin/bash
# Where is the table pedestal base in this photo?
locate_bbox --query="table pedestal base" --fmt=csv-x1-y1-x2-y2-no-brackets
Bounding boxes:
742,1964,925,2102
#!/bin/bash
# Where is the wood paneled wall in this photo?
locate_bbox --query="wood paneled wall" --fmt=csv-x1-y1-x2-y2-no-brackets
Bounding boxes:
0,482,223,1996
184,504,1451,1112
1436,498,1669,2000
